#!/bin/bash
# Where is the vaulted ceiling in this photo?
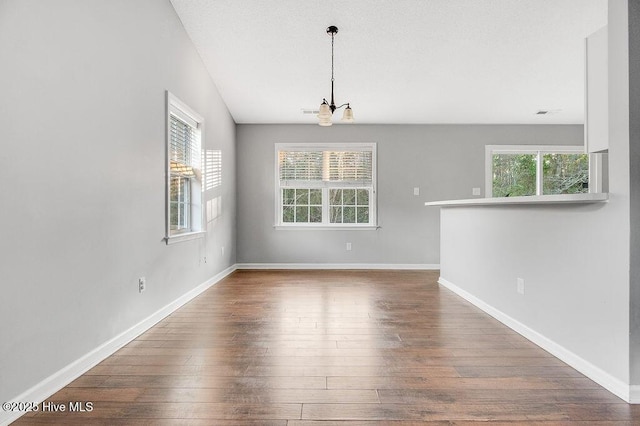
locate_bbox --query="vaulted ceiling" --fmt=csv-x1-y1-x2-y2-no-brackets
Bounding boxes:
170,0,607,125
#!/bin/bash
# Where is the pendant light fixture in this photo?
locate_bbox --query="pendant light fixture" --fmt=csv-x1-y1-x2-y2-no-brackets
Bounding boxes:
317,26,354,126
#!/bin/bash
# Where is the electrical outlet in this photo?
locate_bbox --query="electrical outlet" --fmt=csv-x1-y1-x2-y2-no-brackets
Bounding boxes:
517,278,525,295
138,277,146,293
203,256,207,264
346,242,352,251
413,187,420,196
472,187,481,196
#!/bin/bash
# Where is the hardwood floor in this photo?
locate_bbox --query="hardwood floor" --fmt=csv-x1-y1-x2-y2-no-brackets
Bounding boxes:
14,270,640,424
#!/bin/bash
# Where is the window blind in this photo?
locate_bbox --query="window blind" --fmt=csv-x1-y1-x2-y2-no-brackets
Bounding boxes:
170,113,200,177
279,151,324,182
326,151,372,183
279,149,373,185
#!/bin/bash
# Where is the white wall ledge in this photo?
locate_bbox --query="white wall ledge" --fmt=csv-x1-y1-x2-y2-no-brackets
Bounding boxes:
424,193,609,207
274,225,380,231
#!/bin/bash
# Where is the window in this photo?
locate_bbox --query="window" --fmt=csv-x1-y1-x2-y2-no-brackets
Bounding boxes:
485,145,594,197
275,143,376,228
166,92,204,243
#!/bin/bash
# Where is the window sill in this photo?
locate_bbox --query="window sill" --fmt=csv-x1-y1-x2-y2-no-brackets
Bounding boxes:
424,193,609,207
274,225,380,231
165,231,206,245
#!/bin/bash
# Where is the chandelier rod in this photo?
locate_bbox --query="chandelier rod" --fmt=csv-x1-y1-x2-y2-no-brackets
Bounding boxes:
330,28,336,112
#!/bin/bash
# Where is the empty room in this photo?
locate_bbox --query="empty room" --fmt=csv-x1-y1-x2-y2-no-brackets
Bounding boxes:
1,0,640,424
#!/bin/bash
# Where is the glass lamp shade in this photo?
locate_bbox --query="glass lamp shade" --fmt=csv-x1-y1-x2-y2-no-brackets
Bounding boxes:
318,100,333,125
341,105,354,123
318,116,333,126
318,102,332,118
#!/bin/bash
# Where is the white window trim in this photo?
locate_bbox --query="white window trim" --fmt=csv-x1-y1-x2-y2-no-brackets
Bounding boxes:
274,143,377,229
485,144,600,198
165,91,205,245
273,225,380,231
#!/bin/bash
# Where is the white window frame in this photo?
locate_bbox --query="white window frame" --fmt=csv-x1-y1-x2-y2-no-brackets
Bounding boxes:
485,145,601,197
165,91,205,244
275,143,377,230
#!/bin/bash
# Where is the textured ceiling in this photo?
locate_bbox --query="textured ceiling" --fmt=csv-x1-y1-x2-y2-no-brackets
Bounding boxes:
170,0,607,124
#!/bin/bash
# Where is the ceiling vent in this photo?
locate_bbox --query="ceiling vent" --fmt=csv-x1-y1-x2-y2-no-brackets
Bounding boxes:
536,109,562,115
302,108,320,115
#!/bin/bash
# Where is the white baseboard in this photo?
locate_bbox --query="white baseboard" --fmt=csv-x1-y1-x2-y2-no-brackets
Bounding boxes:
0,265,237,426
630,386,640,404
235,263,439,270
438,277,632,404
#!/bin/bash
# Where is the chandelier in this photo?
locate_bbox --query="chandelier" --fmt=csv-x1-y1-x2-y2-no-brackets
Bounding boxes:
317,26,354,126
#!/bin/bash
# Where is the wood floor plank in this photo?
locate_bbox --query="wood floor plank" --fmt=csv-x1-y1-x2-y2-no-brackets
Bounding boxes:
289,422,452,426
135,388,380,404
96,355,193,366
264,346,554,358
95,375,326,390
244,365,461,378
15,420,288,426
450,422,633,426
45,387,144,402
454,365,585,378
378,388,625,405
114,346,268,357
23,402,302,420
327,376,602,390
86,364,249,376
215,355,433,367
301,402,569,421
12,270,640,424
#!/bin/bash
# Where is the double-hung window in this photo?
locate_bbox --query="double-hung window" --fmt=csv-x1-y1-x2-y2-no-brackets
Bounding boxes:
486,145,596,197
166,92,204,243
276,143,376,228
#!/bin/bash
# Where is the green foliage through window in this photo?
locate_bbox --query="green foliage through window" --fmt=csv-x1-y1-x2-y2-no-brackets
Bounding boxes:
329,188,370,224
282,188,322,223
492,150,589,197
492,154,537,197
542,154,589,195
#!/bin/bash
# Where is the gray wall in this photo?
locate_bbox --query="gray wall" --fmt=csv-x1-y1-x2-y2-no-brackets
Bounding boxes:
629,0,640,384
236,124,583,265
440,201,629,383
0,0,236,402
439,0,632,387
